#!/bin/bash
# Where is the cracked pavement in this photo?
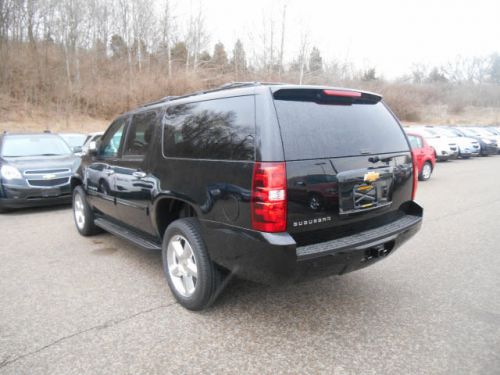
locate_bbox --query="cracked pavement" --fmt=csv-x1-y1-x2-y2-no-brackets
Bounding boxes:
1,157,500,374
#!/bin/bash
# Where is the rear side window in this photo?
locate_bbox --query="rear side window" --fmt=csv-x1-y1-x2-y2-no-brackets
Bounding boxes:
273,99,409,160
162,96,255,160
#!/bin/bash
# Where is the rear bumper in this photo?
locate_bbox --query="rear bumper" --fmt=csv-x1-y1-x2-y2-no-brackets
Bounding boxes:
202,202,423,284
0,183,72,210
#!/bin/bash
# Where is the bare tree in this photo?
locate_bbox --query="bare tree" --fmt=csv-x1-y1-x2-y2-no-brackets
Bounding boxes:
185,1,208,72
278,2,287,78
297,27,310,84
160,0,174,77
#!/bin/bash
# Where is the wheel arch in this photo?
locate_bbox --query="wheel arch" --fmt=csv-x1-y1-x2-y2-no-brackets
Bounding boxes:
152,195,199,239
70,176,83,191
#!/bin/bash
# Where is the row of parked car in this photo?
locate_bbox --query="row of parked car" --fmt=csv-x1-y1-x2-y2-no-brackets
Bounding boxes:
1,124,499,211
404,125,500,181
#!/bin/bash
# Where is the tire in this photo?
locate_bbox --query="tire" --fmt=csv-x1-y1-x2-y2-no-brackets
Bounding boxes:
162,218,224,311
419,161,433,181
72,186,100,236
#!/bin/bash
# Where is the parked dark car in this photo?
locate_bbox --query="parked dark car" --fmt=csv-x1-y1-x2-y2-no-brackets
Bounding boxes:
71,83,423,310
0,132,80,212
449,127,498,156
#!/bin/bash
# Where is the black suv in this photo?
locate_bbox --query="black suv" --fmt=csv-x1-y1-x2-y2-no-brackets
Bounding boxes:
71,83,423,310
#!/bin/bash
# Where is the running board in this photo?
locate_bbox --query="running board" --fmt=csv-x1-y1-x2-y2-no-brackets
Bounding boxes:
94,218,161,251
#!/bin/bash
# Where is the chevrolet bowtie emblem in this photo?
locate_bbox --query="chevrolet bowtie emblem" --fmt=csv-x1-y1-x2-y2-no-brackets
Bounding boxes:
42,173,57,180
363,171,380,183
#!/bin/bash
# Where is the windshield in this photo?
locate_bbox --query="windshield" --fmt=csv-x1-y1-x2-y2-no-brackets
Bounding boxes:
486,128,499,135
432,128,456,137
60,134,87,148
459,128,479,137
449,128,464,137
411,128,438,138
473,128,494,137
1,135,72,157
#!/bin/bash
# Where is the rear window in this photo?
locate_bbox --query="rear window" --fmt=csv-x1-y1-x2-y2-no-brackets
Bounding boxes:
163,96,255,160
273,99,409,160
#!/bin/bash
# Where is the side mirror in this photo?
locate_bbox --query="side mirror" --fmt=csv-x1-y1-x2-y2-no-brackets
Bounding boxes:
73,146,83,154
88,141,98,156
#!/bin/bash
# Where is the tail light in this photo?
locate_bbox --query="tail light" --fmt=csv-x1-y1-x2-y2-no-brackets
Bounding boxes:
251,162,287,232
412,156,418,200
323,89,362,98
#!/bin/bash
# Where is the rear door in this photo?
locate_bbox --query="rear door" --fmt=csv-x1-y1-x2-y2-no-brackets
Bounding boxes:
110,109,160,235
272,88,414,245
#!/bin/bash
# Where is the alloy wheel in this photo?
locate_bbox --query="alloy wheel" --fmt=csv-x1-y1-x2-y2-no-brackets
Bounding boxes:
74,193,86,230
422,163,432,180
166,235,198,297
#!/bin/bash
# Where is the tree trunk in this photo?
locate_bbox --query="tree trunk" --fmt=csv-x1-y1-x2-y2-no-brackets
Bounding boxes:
278,4,287,78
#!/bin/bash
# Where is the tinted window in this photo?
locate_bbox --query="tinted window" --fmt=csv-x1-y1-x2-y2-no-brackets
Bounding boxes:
123,111,158,156
273,100,409,159
163,96,255,160
407,135,422,149
99,117,127,158
1,135,72,157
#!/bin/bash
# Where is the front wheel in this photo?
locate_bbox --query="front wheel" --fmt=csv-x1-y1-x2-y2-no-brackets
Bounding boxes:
419,161,433,181
162,218,224,310
73,186,101,236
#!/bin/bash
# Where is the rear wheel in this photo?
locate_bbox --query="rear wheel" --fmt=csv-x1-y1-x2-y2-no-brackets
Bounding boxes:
162,218,224,310
73,186,100,236
419,161,433,181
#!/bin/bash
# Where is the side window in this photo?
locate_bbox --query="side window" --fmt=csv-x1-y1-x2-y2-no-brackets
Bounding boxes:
123,111,158,156
99,118,127,158
163,96,255,160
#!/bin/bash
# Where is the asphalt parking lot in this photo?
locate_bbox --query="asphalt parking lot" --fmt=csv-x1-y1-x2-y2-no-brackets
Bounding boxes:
1,156,499,375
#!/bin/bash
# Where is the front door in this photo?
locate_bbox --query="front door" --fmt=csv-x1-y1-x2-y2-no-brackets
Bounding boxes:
85,116,128,217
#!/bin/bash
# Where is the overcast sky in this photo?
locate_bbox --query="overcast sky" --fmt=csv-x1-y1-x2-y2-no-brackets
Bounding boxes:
175,0,500,78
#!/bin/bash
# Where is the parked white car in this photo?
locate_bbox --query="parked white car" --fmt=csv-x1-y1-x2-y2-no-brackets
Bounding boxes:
406,127,459,161
430,127,480,157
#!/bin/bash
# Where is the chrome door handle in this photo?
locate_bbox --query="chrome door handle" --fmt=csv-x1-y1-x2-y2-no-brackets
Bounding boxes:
132,171,146,178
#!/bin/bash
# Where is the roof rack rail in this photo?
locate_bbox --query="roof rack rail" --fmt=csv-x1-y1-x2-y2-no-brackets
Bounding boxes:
141,95,179,108
214,81,261,90
138,81,286,109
